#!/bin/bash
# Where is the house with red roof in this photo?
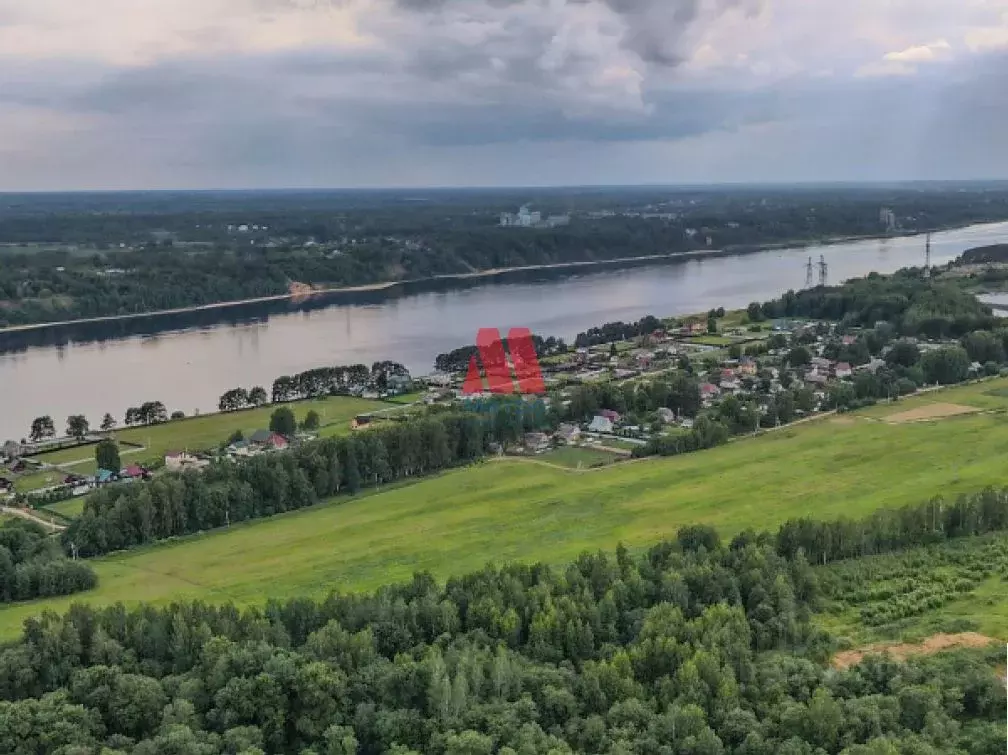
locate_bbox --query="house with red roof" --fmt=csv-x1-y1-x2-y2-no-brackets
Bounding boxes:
119,464,148,482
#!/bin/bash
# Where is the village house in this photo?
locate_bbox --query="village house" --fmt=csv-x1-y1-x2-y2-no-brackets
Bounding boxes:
860,358,887,374
834,362,853,379
350,415,373,431
680,319,707,336
119,464,148,483
523,432,551,454
680,418,695,429
599,409,621,424
738,358,758,377
165,451,210,472
805,372,828,387
96,468,118,485
554,423,581,445
227,439,255,457
700,382,720,400
71,480,94,497
841,335,857,346
588,415,614,433
249,430,290,451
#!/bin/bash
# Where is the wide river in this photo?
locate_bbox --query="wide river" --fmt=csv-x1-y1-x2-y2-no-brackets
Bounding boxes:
2,222,1006,441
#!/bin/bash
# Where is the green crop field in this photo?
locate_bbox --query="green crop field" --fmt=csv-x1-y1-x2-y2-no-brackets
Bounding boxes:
5,378,1008,640
816,531,1008,644
26,396,391,474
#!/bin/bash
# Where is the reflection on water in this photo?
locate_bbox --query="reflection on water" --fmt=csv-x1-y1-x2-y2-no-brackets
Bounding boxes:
1,222,1007,440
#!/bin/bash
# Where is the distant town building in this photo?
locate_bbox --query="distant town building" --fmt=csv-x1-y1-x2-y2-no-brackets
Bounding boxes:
500,205,539,227
500,205,567,228
879,207,897,232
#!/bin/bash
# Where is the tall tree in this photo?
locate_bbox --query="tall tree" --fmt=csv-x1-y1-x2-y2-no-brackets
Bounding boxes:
269,407,297,437
29,416,55,443
95,439,121,472
100,413,116,432
248,386,269,406
66,415,89,441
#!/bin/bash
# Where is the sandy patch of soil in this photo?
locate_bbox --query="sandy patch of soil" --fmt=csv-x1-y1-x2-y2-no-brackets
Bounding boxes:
832,632,997,670
885,403,978,424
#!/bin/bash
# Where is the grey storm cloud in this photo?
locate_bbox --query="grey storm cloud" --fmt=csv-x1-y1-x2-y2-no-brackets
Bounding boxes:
391,0,763,68
4,0,1008,189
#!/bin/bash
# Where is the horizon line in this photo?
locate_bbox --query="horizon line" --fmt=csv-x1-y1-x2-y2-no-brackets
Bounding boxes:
4,178,1008,195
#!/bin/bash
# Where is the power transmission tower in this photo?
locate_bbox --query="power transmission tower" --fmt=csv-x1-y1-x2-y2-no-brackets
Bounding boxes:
805,256,814,288
924,232,932,278
818,255,828,287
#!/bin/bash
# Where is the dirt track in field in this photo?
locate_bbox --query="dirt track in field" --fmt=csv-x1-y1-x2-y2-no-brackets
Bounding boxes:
831,632,997,670
885,403,979,424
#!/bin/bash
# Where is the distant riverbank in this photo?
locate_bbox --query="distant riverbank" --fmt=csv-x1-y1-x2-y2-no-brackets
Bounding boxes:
0,219,1004,439
0,224,957,340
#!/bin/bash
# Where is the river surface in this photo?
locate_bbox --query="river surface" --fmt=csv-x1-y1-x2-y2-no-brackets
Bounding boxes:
2,222,1006,441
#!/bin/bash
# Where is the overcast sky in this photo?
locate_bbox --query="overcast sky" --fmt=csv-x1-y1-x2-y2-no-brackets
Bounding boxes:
3,0,1008,190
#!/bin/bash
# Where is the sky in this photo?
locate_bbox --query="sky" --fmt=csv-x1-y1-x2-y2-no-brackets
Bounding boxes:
3,0,1008,190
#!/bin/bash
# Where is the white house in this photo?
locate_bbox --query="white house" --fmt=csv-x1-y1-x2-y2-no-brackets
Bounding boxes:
165,451,210,472
588,416,614,433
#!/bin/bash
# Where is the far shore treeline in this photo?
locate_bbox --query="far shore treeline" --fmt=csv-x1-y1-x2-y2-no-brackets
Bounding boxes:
2,185,1007,331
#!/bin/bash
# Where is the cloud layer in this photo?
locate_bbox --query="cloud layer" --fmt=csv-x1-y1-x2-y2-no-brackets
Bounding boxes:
2,0,1008,188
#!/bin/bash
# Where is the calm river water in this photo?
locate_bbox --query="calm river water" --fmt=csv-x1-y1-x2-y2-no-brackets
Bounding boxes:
2,222,1007,440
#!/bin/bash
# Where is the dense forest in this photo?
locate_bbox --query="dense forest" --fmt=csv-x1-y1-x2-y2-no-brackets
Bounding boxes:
3,185,1008,327
0,519,95,603
757,270,996,339
3,513,1005,753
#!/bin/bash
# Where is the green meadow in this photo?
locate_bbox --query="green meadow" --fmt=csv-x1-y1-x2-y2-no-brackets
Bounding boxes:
4,378,1008,641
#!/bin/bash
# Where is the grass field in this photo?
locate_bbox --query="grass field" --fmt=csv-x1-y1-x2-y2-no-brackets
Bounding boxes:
40,498,86,521
5,378,1008,639
537,446,622,469
26,396,391,474
14,470,62,493
860,378,1008,417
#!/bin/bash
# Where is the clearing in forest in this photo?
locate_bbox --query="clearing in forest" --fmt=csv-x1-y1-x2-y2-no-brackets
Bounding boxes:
831,632,997,670
885,403,978,424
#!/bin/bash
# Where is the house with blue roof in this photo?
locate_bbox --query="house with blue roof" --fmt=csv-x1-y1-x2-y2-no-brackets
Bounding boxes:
96,468,117,485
